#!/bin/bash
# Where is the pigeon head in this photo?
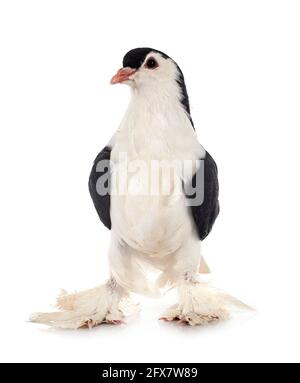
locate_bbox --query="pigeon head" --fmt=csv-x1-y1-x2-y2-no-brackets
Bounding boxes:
110,47,192,124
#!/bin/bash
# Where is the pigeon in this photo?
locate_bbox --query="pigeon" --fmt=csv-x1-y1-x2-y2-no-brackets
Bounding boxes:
31,48,250,329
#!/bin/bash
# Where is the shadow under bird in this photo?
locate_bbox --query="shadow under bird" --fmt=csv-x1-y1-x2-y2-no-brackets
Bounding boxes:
31,48,250,329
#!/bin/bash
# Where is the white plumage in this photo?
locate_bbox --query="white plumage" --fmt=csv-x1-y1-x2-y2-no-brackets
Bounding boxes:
31,48,250,328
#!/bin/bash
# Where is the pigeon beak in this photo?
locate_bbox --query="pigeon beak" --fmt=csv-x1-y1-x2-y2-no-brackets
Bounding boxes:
110,67,136,84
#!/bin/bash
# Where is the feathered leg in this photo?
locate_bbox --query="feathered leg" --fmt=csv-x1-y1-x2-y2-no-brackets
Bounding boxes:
30,235,147,329
160,235,251,325
30,277,128,329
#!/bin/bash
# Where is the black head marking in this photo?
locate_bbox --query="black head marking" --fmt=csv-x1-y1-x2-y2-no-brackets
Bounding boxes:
122,47,168,69
122,47,194,128
176,67,194,128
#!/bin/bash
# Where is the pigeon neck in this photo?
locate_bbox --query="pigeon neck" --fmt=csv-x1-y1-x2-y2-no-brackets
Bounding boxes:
128,84,190,124
116,85,196,158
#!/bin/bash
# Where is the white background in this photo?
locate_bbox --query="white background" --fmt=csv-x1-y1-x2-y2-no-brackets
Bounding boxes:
0,0,300,363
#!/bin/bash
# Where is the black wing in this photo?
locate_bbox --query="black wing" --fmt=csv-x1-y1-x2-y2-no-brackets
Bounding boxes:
88,146,112,230
185,151,220,240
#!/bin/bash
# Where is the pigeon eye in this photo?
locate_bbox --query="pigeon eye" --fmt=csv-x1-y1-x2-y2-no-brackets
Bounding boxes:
145,57,158,69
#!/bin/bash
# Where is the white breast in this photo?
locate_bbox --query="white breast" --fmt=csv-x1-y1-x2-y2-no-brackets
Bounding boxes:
110,88,204,257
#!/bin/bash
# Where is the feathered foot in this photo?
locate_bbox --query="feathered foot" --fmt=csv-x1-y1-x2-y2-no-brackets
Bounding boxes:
30,279,129,329
160,281,251,326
